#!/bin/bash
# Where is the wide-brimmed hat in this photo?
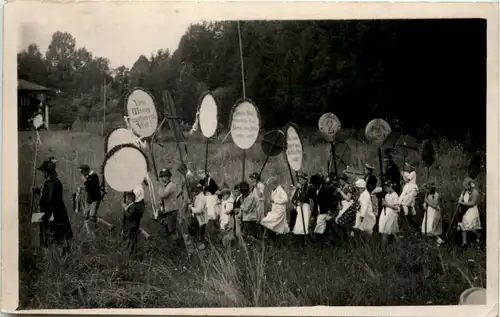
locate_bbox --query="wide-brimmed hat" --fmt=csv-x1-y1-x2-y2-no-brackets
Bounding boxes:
37,160,55,172
159,168,172,178
365,163,375,170
238,181,250,194
79,164,90,172
405,162,416,169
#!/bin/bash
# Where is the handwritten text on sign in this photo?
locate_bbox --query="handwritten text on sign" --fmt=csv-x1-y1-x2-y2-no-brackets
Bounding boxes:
126,89,158,138
286,126,303,171
230,101,260,150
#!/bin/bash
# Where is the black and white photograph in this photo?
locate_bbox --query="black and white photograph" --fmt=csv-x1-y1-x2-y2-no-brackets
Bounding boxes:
2,1,499,315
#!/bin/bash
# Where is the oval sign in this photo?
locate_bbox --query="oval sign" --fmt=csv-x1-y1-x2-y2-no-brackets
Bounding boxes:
318,113,341,141
230,99,260,150
365,119,392,146
198,92,218,138
126,88,158,138
261,130,286,157
285,123,303,171
32,113,44,130
102,144,149,192
105,128,137,152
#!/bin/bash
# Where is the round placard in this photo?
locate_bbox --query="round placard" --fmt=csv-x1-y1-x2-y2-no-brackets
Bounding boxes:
32,113,44,130
318,113,341,141
261,130,286,157
125,88,158,138
229,99,261,150
105,128,137,152
365,119,392,146
198,92,218,138
284,123,303,172
102,143,150,192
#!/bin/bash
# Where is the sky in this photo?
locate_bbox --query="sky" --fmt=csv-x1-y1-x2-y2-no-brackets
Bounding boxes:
13,2,202,69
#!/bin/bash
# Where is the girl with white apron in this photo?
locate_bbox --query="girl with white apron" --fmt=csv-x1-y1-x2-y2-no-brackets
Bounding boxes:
260,178,290,235
399,162,419,232
291,174,311,235
378,181,400,244
353,179,377,235
250,172,266,224
421,181,445,246
457,177,482,247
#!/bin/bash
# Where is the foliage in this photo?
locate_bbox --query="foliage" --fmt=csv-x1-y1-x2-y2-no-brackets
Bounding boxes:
18,131,486,308
18,20,486,144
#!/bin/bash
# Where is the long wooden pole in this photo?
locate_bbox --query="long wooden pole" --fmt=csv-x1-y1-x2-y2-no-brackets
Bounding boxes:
237,21,246,183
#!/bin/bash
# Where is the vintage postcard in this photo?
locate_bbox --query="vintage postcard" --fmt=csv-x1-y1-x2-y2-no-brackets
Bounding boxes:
2,1,499,316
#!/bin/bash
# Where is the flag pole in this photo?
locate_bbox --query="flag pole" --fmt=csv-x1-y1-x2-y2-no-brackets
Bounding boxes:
237,21,247,182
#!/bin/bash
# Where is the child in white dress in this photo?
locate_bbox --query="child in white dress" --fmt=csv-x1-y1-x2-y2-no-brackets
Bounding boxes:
422,181,445,246
457,177,482,247
378,181,400,244
399,162,419,232
260,177,290,235
291,174,311,236
353,179,377,235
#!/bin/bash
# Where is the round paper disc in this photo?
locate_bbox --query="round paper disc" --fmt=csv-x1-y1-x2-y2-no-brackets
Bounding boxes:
459,287,486,305
230,99,260,150
365,119,392,146
318,113,341,141
261,130,286,157
102,144,149,192
285,123,303,172
125,88,158,138
198,92,218,138
32,114,44,130
105,128,137,152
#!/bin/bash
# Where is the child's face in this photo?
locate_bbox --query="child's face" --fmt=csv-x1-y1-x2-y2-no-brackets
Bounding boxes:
222,193,230,200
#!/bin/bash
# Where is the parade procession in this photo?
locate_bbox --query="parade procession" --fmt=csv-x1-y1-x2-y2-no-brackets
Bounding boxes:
27,83,485,259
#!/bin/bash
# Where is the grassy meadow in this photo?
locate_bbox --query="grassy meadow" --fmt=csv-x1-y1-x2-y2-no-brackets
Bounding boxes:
17,129,486,309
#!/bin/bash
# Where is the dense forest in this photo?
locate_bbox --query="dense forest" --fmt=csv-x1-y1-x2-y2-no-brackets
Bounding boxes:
17,19,486,143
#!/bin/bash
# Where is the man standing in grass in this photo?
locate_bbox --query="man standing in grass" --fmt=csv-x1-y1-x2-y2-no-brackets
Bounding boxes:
79,164,115,237
122,190,145,260
157,168,181,241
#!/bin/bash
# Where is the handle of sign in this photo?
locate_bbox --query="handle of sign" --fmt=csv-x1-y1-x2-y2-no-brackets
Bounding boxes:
375,147,386,231
204,138,209,173
148,138,160,219
286,161,295,187
331,142,338,180
241,150,246,182
28,136,40,230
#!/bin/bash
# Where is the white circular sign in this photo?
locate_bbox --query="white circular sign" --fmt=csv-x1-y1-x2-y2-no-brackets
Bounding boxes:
285,124,303,171
230,100,260,150
126,88,158,138
199,93,218,138
318,112,341,141
103,145,149,192
32,113,44,130
106,128,136,152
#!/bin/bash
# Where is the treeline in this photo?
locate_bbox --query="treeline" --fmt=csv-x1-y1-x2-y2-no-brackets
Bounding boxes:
18,19,486,142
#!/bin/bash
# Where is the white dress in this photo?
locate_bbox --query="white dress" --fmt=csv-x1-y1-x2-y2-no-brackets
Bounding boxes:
378,192,400,235
399,171,418,215
292,195,311,236
421,193,442,236
260,185,290,234
458,191,482,231
354,189,377,234
253,182,266,223
219,196,235,230
191,192,208,226
205,194,219,220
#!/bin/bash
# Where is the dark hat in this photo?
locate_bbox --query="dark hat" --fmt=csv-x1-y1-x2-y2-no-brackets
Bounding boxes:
310,174,324,187
79,164,90,172
365,163,375,170
238,181,250,194
249,172,260,180
37,160,55,172
159,168,172,178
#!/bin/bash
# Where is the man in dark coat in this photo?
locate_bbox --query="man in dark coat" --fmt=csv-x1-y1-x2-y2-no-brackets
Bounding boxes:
364,164,378,194
384,151,401,195
32,159,73,254
307,174,338,241
200,170,219,195
79,164,115,236
122,191,145,259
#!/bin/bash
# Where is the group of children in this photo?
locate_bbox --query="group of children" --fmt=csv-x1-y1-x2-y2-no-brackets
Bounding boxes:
33,147,483,259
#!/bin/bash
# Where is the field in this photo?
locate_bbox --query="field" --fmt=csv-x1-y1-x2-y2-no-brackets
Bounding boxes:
17,129,487,309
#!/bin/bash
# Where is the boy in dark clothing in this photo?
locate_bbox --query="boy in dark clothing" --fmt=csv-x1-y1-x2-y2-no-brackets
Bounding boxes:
79,164,115,236
122,191,145,259
383,151,401,195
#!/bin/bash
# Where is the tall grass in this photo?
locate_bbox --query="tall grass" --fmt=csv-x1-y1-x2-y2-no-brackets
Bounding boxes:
18,130,486,308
